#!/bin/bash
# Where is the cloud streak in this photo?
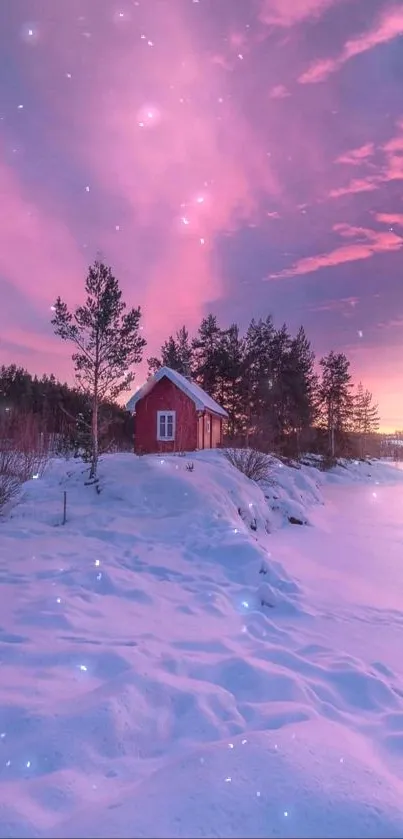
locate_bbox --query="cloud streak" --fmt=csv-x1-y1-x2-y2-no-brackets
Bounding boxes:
328,120,403,199
336,144,375,166
259,0,337,27
376,213,403,229
299,5,403,83
268,223,403,279
309,296,359,313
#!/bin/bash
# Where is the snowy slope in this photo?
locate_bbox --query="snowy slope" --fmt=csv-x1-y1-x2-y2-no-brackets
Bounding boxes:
1,452,403,837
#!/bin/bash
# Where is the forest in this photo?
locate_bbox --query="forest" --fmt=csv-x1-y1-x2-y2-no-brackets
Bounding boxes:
0,314,381,462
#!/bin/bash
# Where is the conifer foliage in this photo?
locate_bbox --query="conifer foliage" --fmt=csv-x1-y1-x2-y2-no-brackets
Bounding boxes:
2,287,383,467
318,351,354,457
149,311,380,458
148,326,192,378
353,382,380,456
51,260,146,478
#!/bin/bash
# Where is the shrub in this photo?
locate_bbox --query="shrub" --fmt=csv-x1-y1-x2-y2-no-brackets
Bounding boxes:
0,411,50,513
0,449,21,510
224,447,270,482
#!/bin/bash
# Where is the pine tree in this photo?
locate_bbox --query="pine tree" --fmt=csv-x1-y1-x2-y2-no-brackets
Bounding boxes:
175,326,193,377
192,314,224,399
244,319,293,449
51,260,146,479
266,324,292,446
147,326,193,377
354,383,380,456
218,324,247,438
319,351,354,457
282,326,318,454
148,336,179,375
244,316,276,445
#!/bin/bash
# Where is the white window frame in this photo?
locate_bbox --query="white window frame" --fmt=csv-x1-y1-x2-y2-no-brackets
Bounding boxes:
157,410,176,441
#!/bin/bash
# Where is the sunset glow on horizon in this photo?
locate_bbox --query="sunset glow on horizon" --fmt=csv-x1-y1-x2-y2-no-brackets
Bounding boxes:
1,0,402,431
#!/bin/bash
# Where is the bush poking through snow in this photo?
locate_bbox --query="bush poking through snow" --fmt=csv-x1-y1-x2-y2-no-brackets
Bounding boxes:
224,448,270,483
0,412,50,512
0,450,21,510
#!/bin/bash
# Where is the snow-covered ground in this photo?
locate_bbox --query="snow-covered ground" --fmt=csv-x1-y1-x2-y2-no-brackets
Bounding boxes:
1,451,403,838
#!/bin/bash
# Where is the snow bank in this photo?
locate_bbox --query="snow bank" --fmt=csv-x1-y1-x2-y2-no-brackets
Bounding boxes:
48,724,403,839
0,451,403,837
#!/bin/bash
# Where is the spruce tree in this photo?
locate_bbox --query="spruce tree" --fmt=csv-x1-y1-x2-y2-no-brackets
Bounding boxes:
354,383,380,456
147,325,193,377
244,316,275,445
319,351,354,457
192,314,224,399
218,324,247,439
152,336,181,373
266,324,292,447
51,259,146,479
283,326,318,454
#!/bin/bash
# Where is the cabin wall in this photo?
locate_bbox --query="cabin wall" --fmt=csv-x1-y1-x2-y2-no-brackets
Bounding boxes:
135,377,198,454
211,416,222,448
197,412,222,450
203,413,212,449
197,415,204,450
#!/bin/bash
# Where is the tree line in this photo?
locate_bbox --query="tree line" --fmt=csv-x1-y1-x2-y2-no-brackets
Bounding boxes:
0,364,133,455
1,260,381,482
148,314,380,460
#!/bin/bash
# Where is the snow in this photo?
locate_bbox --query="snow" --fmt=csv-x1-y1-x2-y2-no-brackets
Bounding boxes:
126,365,229,417
1,452,403,837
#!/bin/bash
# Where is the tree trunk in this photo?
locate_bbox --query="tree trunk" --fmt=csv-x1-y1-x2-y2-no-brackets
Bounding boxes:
90,396,99,479
90,340,100,480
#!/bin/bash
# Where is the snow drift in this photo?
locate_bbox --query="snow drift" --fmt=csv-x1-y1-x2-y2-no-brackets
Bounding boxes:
1,451,403,837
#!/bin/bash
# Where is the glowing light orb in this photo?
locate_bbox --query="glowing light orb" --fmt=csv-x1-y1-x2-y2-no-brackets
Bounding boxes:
21,23,39,44
113,10,131,23
136,105,161,128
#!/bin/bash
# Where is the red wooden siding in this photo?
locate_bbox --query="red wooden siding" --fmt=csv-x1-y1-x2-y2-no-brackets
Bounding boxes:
203,413,211,449
211,415,222,447
135,376,198,454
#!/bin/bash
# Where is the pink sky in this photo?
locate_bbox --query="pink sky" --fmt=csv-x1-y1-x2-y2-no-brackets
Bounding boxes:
1,0,403,430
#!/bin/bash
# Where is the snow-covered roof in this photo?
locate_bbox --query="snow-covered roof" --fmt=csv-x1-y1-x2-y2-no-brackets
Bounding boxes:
126,366,228,418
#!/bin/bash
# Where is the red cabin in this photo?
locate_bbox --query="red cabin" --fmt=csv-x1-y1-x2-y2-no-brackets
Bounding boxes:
127,366,228,455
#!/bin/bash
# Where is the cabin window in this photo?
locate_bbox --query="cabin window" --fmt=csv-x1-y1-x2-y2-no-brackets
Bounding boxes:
157,410,176,441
